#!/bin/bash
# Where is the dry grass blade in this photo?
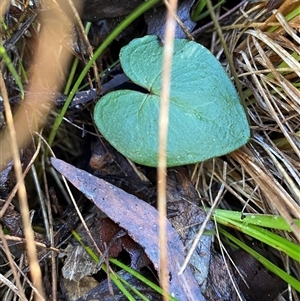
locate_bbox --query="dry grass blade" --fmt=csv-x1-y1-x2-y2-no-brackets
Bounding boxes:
231,148,300,241
0,62,45,300
194,2,300,296
0,271,26,300
0,227,28,301
1,0,300,300
0,0,74,300
207,1,300,241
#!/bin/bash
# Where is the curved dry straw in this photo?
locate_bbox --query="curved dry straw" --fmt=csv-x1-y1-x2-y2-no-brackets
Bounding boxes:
195,0,300,237
193,0,300,293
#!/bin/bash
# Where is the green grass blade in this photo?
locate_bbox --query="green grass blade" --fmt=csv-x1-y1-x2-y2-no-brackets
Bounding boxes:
214,214,300,262
109,274,137,301
219,228,300,292
72,229,178,300
115,276,151,301
110,258,179,301
47,0,160,149
64,22,92,95
71,230,137,300
213,209,300,231
0,46,24,98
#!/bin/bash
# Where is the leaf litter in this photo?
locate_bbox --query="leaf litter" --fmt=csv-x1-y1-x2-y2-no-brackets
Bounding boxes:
51,157,206,301
1,1,299,300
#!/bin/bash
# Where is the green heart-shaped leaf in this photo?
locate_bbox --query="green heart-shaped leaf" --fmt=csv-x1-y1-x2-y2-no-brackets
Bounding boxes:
94,35,250,167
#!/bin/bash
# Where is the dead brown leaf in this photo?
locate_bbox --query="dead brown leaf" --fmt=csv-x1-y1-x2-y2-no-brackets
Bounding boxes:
51,157,205,301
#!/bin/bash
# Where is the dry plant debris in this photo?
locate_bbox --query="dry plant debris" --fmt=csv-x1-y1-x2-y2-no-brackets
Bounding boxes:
0,1,299,301
51,157,206,301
